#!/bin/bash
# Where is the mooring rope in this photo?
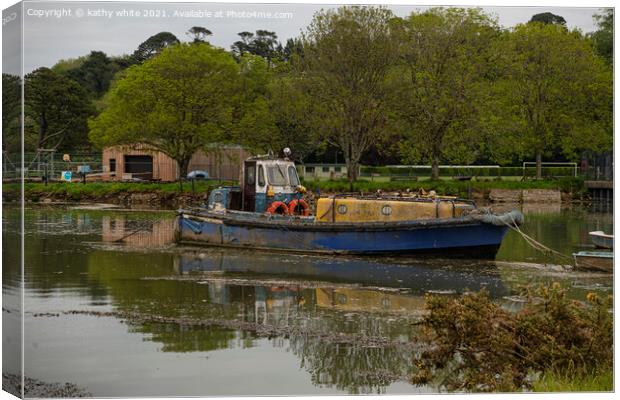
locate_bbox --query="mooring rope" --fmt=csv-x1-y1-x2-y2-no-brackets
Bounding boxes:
504,213,573,264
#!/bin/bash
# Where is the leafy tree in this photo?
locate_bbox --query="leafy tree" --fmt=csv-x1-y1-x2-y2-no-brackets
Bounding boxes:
267,76,317,160
132,32,180,63
529,12,566,25
589,9,613,65
2,73,21,153
231,54,278,152
51,56,89,74
233,58,317,159
89,43,242,178
25,67,94,151
490,23,612,178
296,6,398,184
187,26,212,43
281,38,304,62
64,51,121,98
391,8,500,179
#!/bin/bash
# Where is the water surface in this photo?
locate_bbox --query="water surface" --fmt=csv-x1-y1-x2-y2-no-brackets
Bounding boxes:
2,204,613,396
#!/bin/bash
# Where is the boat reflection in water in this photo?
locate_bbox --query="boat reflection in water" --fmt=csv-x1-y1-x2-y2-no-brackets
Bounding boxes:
174,249,507,299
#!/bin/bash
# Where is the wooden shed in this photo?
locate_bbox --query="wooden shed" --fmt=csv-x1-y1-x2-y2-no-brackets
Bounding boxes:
101,144,251,182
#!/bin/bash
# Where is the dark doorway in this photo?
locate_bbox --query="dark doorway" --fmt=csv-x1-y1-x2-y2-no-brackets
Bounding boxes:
124,155,153,180
109,159,116,173
243,161,256,212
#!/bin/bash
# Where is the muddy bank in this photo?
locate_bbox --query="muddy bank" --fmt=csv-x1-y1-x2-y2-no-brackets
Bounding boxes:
2,373,91,398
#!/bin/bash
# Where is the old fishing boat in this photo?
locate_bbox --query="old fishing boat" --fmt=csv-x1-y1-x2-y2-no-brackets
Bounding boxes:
573,251,613,273
176,151,523,258
589,231,614,249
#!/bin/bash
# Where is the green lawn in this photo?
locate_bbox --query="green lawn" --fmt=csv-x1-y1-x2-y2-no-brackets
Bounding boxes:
2,181,236,201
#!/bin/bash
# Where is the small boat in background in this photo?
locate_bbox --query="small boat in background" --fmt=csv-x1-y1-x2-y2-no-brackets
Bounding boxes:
589,231,613,249
573,251,614,273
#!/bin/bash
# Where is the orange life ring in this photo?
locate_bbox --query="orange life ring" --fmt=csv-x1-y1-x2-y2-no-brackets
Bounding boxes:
266,201,289,215
288,199,310,216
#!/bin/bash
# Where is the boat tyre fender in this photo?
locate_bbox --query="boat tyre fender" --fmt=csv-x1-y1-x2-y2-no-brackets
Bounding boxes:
266,201,290,215
288,199,310,216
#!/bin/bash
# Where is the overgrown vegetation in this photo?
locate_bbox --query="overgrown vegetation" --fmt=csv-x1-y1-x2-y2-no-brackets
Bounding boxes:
411,284,613,392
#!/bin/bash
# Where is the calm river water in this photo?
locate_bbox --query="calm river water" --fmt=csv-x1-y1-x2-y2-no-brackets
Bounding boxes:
2,203,613,396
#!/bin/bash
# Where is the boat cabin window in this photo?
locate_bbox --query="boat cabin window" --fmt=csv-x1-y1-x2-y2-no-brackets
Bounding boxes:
288,166,300,186
258,165,265,187
267,165,288,186
246,165,255,185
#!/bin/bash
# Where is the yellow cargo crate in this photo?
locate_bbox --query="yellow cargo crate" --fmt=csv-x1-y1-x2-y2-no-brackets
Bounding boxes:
315,197,474,223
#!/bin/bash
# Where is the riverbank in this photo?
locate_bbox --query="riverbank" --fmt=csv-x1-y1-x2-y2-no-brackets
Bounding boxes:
2,178,588,208
2,181,235,208
2,373,91,397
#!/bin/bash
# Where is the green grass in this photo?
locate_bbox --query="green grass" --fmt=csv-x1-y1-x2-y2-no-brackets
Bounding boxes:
303,177,585,197
3,181,235,201
532,368,613,392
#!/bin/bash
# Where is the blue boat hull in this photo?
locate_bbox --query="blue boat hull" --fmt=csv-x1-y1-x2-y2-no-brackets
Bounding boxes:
177,211,512,259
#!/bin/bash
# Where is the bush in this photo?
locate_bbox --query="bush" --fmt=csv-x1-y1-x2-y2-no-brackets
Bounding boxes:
411,284,613,392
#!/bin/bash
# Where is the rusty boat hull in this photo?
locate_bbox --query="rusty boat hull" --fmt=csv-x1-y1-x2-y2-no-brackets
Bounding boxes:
176,209,522,259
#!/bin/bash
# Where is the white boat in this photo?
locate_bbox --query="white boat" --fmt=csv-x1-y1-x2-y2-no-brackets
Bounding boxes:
589,231,613,249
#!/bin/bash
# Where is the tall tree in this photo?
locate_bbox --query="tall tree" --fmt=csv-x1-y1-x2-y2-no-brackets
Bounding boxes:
231,30,283,65
89,43,242,178
132,32,180,63
2,73,21,153
391,8,500,179
187,26,212,43
25,68,94,151
589,9,613,65
296,6,398,184
491,22,612,178
529,12,566,26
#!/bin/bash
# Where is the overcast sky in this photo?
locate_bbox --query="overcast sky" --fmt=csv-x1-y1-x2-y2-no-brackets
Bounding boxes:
2,1,611,74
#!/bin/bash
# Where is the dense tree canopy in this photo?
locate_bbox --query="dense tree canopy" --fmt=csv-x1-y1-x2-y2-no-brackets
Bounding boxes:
231,30,283,65
296,6,398,184
25,67,94,151
590,9,613,65
64,51,122,98
90,43,243,177
4,8,611,182
391,8,500,179
2,73,21,153
488,22,612,178
132,32,180,63
529,12,566,26
187,26,213,43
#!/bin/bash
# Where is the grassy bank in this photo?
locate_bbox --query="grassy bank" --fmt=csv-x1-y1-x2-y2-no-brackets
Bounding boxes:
2,181,235,202
533,368,613,392
303,177,586,197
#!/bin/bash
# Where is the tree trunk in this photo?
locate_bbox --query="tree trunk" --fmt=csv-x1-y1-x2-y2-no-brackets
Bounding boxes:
346,157,358,192
431,156,440,181
38,114,47,149
177,156,191,191
536,151,542,179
